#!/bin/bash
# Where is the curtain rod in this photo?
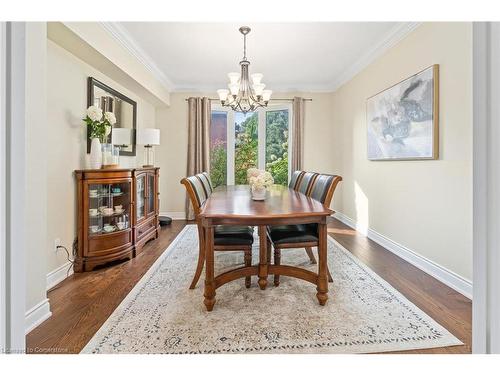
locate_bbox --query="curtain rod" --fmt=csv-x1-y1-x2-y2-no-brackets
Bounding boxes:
184,98,313,102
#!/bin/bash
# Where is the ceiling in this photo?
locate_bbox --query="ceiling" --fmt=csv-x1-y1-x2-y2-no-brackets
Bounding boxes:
105,22,419,92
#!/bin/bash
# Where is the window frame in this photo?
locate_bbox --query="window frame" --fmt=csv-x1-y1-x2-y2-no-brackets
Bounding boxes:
211,103,293,186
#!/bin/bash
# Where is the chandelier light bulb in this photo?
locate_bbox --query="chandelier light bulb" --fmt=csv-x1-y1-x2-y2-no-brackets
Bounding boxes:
217,89,229,101
228,72,240,84
253,83,265,96
262,90,272,102
251,73,263,85
228,82,239,96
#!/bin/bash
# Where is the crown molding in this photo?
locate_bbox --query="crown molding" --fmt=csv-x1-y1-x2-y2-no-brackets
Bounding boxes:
171,82,336,94
101,22,421,94
329,22,422,91
100,22,174,91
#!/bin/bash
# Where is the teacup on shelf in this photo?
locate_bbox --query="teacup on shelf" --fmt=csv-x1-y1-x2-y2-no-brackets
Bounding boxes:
116,222,126,230
102,208,114,216
89,225,100,234
89,190,98,197
114,205,123,211
103,225,115,233
89,208,98,217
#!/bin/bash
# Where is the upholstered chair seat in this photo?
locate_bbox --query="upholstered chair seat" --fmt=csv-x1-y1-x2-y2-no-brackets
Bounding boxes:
267,224,318,245
214,225,254,246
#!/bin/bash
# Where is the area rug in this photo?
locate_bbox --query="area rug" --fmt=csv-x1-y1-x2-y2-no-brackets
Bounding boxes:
82,225,462,354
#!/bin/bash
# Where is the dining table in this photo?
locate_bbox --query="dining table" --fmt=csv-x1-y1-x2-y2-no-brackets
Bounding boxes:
198,184,333,311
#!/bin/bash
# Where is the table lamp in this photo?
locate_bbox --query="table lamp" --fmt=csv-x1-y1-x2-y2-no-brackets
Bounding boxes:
137,128,160,167
111,128,132,167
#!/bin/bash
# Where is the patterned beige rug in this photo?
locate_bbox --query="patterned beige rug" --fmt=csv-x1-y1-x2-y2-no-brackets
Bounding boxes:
82,225,462,354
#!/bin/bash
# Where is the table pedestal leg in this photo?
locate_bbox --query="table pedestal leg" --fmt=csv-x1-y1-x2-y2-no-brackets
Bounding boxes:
258,226,268,290
203,226,216,311
316,222,328,306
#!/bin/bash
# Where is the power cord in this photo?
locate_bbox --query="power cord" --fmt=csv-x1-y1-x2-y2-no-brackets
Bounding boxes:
48,238,77,292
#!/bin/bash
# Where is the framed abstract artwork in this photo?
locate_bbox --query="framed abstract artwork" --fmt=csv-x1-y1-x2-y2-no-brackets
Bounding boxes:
366,65,439,160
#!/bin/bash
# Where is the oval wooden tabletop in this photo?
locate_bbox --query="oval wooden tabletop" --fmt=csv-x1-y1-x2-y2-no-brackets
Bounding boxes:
199,185,332,219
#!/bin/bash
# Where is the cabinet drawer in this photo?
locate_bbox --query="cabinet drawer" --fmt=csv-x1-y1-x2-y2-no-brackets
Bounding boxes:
135,217,157,241
87,229,133,257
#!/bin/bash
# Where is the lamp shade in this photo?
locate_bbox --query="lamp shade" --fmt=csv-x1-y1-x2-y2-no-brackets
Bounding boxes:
111,128,132,146
137,128,160,146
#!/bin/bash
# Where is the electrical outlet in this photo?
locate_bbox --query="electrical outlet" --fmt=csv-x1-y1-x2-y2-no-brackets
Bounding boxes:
54,238,61,252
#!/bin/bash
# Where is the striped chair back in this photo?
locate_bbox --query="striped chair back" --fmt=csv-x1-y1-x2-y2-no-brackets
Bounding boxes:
181,173,211,216
308,173,342,206
296,172,318,195
289,170,303,190
198,172,213,195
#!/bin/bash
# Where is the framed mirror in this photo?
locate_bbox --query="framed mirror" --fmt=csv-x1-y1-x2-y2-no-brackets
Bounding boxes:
87,77,137,156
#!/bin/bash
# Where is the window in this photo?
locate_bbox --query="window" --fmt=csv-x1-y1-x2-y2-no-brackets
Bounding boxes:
210,105,291,187
265,110,289,186
209,111,227,188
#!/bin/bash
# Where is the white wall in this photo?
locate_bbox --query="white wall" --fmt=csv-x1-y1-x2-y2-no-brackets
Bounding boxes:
331,23,472,282
156,92,336,216
46,39,157,276
25,22,49,322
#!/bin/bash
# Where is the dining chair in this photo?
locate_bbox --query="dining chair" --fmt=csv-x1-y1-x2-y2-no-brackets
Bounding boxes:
198,172,213,195
296,171,319,195
181,173,254,289
267,172,342,286
289,170,318,263
289,170,304,190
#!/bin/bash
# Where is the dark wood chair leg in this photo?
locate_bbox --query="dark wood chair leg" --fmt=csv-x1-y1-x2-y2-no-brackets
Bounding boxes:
244,249,252,288
327,266,333,283
267,238,272,263
203,226,216,311
274,248,281,286
305,247,317,264
189,232,205,289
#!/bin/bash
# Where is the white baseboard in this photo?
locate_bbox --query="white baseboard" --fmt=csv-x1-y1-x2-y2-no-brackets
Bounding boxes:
333,212,473,299
160,211,186,220
25,298,51,334
46,261,74,291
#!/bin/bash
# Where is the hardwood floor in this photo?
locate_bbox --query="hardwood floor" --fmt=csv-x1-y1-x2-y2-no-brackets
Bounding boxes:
26,218,471,354
327,219,471,354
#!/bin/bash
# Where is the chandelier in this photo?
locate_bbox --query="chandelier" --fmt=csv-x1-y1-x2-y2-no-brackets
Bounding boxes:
216,26,272,114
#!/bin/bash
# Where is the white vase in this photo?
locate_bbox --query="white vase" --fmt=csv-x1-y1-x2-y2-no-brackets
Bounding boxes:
251,186,266,201
89,138,102,169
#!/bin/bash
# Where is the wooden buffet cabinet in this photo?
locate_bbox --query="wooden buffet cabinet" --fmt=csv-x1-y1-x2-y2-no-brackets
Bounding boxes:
74,167,160,272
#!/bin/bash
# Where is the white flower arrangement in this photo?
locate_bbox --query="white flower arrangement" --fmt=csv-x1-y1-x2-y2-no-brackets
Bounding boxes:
104,111,117,125
247,167,260,180
86,106,103,122
83,106,115,142
248,168,274,190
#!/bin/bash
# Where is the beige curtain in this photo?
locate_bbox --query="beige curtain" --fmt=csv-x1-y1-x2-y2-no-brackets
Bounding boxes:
291,97,305,172
185,97,211,220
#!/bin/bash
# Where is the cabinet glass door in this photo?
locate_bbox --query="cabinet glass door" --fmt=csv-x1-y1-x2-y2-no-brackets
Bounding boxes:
88,181,131,236
136,175,146,221
146,173,155,216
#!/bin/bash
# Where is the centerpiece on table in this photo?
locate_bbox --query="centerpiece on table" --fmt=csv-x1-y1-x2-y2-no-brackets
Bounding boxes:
247,168,274,200
83,106,117,169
